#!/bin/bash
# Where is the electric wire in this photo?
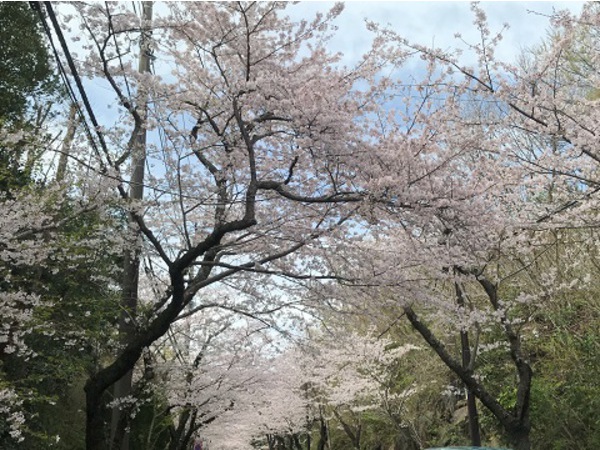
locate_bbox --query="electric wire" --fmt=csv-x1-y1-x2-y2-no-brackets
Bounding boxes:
42,1,113,165
106,1,133,100
29,1,103,164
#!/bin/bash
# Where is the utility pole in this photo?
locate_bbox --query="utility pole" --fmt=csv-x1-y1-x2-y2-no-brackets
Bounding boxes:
55,103,78,183
110,3,153,449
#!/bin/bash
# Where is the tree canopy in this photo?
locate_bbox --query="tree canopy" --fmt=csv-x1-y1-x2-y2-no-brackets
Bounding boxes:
0,2,56,123
0,3,599,450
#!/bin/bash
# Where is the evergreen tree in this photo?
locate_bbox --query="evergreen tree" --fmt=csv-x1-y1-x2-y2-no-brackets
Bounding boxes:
0,2,56,124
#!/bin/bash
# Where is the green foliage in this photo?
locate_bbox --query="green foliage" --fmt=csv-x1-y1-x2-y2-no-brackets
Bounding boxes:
0,3,62,197
0,3,57,124
0,202,121,448
129,390,173,450
0,146,33,195
529,289,600,450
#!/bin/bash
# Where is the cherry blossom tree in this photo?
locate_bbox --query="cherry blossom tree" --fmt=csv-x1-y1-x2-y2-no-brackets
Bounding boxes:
0,127,121,445
6,2,600,449
200,343,312,450
44,3,525,447
303,330,419,450
311,4,600,450
43,2,406,448
194,326,417,450
147,311,290,450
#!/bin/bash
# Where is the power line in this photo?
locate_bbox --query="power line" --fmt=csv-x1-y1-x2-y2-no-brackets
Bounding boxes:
30,1,102,163
40,1,114,168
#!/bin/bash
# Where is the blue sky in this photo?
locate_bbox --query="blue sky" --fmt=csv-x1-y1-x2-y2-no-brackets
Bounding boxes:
71,2,586,138
288,2,585,65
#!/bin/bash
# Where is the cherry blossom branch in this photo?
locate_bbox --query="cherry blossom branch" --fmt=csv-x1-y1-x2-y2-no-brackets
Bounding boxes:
403,306,516,428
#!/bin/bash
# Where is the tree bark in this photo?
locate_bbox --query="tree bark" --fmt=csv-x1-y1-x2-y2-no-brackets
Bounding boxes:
454,280,481,446
475,274,532,450
292,433,303,450
332,409,361,450
168,407,197,450
109,3,153,449
317,412,328,450
85,271,186,450
465,389,481,446
404,305,531,450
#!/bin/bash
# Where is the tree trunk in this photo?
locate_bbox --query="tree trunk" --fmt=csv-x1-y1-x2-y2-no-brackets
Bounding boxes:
276,435,286,450
85,271,187,450
109,3,153,449
404,306,531,450
317,413,328,450
267,434,276,450
465,389,481,446
332,409,361,450
292,433,303,450
507,425,531,450
85,387,108,450
168,407,197,450
455,280,482,446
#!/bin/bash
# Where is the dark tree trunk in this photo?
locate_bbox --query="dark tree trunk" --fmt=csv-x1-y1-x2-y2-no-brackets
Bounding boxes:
85,388,108,450
85,274,187,450
276,435,286,450
404,305,531,450
292,433,304,450
465,389,481,446
317,414,328,450
168,407,198,450
455,280,482,446
332,409,361,450
507,424,531,450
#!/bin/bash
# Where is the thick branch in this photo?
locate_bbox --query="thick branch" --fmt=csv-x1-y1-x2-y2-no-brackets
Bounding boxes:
403,306,516,428
256,180,364,203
